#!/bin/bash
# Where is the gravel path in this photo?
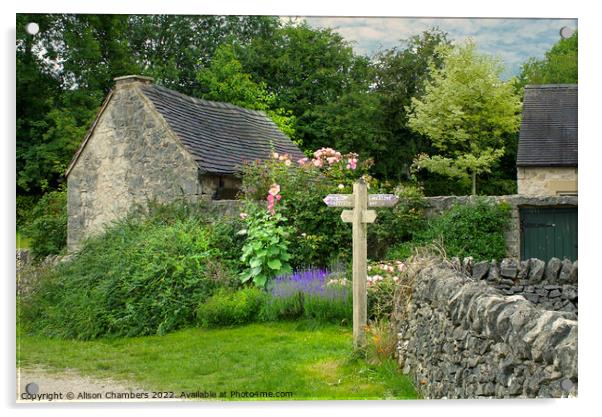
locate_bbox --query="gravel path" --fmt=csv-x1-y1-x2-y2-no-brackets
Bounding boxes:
17,366,177,403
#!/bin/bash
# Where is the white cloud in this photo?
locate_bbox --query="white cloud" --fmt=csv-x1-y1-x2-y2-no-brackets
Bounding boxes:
304,16,577,77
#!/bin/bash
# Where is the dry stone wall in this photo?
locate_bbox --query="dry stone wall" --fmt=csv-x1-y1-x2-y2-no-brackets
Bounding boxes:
395,258,578,399
454,256,578,315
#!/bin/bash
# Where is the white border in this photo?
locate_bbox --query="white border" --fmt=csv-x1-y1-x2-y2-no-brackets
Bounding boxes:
3,1,600,416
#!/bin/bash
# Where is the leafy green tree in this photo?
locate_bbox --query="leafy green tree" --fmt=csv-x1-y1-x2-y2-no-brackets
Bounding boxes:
17,14,139,193
195,44,296,139
239,21,367,151
407,41,522,195
16,14,62,194
517,31,577,88
309,90,389,174
16,14,280,196
128,15,279,95
371,29,451,178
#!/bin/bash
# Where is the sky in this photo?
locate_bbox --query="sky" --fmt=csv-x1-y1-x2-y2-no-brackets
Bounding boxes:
300,17,577,79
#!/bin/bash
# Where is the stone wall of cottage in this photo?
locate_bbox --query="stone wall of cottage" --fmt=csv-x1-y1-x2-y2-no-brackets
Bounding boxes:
67,81,203,251
395,258,578,399
517,166,578,196
423,195,578,259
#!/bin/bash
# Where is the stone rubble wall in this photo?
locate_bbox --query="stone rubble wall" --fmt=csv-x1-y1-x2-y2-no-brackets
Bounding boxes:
453,256,578,315
16,249,75,296
395,258,578,399
67,83,203,252
517,166,578,196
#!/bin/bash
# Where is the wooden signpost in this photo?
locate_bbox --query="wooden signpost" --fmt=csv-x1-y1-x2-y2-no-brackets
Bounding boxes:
323,179,399,348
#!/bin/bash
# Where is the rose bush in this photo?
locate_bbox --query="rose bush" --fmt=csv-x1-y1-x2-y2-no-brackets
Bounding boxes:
240,148,373,269
367,260,406,320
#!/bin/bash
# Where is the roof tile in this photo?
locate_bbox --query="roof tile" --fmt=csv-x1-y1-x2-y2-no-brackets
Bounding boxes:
140,84,304,174
517,85,577,167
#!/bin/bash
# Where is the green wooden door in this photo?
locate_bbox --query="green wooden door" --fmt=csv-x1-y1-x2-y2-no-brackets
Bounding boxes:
520,207,578,261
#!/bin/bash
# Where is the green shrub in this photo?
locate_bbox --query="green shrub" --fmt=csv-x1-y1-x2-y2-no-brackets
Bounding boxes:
16,194,36,229
21,206,238,339
259,270,352,324
260,291,352,324
384,242,417,261
196,287,267,327
22,190,67,260
206,216,246,272
418,198,510,261
368,183,426,259
388,198,511,261
239,149,372,269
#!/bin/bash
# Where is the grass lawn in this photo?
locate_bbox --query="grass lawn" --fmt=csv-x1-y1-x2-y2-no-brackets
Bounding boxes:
16,231,30,249
17,321,418,400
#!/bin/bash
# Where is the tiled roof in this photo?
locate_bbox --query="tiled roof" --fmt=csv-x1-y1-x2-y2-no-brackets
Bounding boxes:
140,84,304,175
517,85,577,167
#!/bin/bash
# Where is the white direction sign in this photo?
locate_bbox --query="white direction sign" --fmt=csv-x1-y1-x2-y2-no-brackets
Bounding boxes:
323,194,353,207
324,193,399,208
368,194,399,207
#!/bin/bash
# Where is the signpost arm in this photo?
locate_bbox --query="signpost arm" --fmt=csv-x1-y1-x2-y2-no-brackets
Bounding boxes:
352,180,368,349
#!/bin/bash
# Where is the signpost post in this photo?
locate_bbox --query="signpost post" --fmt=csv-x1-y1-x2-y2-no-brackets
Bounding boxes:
323,179,399,348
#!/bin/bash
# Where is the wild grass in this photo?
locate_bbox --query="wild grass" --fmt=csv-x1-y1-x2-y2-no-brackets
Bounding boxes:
16,231,31,249
17,322,418,400
19,203,241,340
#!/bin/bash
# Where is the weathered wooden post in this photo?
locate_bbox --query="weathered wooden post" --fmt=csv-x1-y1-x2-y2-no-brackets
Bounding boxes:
323,179,398,349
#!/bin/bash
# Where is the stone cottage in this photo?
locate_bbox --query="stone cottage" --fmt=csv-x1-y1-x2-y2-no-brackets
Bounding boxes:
517,84,577,196
65,75,304,251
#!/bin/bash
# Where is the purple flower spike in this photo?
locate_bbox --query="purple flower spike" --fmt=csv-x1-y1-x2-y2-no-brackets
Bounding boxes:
269,268,349,301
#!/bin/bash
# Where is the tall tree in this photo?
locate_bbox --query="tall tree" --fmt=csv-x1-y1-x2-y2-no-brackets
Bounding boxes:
313,29,452,180
310,89,390,172
129,15,279,95
517,31,577,88
16,14,280,195
239,21,367,151
17,14,62,193
407,41,522,195
371,28,451,179
195,44,296,139
17,14,138,193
